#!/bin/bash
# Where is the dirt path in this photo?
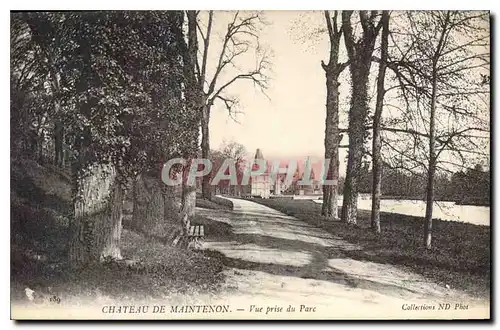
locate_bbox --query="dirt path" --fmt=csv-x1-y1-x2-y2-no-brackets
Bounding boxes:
193,197,489,319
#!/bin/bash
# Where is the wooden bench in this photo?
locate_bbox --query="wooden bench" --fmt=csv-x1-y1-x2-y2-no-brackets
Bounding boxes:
189,225,204,238
188,225,204,249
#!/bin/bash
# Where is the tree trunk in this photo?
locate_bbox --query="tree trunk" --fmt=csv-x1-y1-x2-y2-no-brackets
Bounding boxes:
163,184,181,223
201,104,212,200
68,163,124,264
423,12,451,250
370,11,389,233
322,186,332,216
424,159,436,249
322,73,340,219
180,11,201,246
320,11,344,220
133,174,181,241
371,131,382,232
181,181,196,234
164,183,184,247
49,63,64,168
36,133,43,163
341,11,379,225
101,181,124,259
54,118,64,167
424,69,438,249
341,67,370,224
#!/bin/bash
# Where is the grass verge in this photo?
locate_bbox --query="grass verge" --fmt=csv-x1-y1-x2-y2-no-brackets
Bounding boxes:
196,195,234,211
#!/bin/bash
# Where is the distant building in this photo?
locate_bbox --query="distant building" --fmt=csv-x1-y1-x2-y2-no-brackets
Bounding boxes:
249,148,271,198
298,157,322,195
270,171,289,196
243,150,321,198
281,157,322,195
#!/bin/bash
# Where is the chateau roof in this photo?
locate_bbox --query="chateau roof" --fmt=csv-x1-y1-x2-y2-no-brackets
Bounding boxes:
254,148,264,160
252,148,269,174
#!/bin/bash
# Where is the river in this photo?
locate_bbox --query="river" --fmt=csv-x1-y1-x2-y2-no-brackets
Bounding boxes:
294,195,490,226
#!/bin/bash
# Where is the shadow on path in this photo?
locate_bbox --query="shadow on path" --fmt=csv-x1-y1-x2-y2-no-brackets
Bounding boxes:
196,202,433,300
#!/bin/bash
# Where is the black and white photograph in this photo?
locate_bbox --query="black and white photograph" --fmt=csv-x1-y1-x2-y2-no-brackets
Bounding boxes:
9,9,491,320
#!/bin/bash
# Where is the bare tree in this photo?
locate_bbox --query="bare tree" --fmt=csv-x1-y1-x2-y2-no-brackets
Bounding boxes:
381,11,490,248
321,11,348,219
177,11,204,239
221,140,247,164
370,11,390,233
220,140,247,195
191,11,270,200
341,11,382,224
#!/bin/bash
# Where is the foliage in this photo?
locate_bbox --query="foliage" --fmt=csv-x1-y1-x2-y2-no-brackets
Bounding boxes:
11,11,203,266
354,162,490,205
12,11,198,180
207,141,247,195
10,14,53,157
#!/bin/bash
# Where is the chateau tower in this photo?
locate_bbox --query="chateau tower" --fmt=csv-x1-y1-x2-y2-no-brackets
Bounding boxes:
250,148,270,198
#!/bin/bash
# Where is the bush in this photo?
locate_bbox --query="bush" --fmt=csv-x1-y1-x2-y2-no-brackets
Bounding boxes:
196,196,233,210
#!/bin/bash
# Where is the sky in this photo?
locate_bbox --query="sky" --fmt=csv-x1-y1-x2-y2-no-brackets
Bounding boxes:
206,11,352,174
204,11,490,176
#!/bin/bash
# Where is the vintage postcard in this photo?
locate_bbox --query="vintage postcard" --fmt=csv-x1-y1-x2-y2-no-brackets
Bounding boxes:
10,10,490,320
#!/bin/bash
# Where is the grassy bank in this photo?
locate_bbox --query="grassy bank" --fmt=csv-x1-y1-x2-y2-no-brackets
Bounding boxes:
11,157,225,304
196,195,234,211
252,198,490,299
